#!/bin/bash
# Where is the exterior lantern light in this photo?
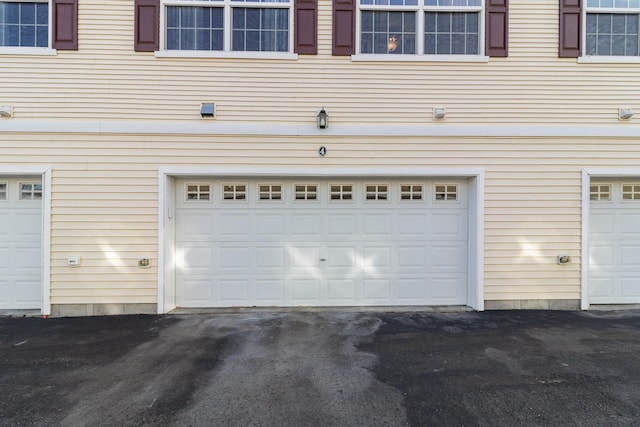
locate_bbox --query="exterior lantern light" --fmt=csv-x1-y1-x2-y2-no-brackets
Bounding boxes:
317,108,328,129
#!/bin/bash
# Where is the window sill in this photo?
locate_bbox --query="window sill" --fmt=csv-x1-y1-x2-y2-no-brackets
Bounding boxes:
155,50,298,60
578,56,640,64
0,47,56,56
351,54,490,63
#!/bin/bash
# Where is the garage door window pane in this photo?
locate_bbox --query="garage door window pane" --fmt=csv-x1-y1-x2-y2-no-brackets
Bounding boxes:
622,184,640,200
435,184,457,201
330,184,353,200
295,184,317,200
186,183,211,201
590,184,611,201
223,184,247,200
400,184,422,200
258,184,282,200
19,182,42,200
0,182,6,200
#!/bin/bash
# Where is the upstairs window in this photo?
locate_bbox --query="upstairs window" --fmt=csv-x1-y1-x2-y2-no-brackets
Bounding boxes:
162,0,291,52
358,0,483,56
585,0,640,56
0,0,48,47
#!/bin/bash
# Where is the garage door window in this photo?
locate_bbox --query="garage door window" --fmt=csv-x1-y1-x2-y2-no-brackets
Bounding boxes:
222,183,247,200
186,183,211,201
19,182,42,200
365,184,389,201
0,182,6,201
622,184,640,200
590,184,611,201
400,184,423,201
294,184,318,201
258,184,283,201
435,184,458,201
330,184,353,201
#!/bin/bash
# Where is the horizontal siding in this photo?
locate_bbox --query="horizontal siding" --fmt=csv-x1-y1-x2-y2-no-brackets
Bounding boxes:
0,1,638,124
3,133,640,305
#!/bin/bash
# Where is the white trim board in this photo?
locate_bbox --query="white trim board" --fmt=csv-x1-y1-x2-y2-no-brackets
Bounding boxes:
2,120,640,138
157,166,485,313
0,166,52,316
581,168,640,310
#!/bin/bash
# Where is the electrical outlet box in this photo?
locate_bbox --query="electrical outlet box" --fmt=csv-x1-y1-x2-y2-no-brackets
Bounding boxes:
67,256,81,267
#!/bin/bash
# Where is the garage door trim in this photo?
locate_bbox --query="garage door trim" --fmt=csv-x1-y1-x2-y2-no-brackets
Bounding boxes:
0,166,51,316
159,167,485,314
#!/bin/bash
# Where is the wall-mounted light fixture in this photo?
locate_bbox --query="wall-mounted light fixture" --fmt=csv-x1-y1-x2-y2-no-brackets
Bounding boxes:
200,103,215,118
317,108,328,129
619,108,634,120
433,107,446,120
0,105,13,118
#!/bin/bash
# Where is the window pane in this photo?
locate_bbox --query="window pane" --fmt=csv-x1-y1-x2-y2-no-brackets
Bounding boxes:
586,13,639,56
166,6,223,51
0,1,48,47
360,11,415,54
232,7,289,52
425,12,479,55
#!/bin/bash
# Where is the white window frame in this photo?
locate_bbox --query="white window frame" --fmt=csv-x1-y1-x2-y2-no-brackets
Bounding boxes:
399,183,424,201
582,0,640,61
328,183,355,202
18,180,42,200
621,182,640,201
257,182,284,201
364,183,390,202
184,182,212,201
293,183,319,202
0,0,55,55
158,0,297,59
589,183,612,201
221,182,248,201
354,0,487,62
434,183,459,202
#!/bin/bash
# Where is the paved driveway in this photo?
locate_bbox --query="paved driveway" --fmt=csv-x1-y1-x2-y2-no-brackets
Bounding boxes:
1,310,640,426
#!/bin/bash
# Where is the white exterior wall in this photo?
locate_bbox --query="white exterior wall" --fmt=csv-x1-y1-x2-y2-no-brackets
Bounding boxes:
0,0,639,312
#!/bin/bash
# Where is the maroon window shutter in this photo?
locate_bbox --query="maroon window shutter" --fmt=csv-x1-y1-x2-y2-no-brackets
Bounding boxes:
295,0,317,54
559,0,581,57
52,0,78,50
333,0,355,56
135,0,160,52
485,0,508,57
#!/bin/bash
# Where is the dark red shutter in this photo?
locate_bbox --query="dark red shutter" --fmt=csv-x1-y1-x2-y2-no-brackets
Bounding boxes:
135,0,160,52
52,0,78,50
559,0,581,57
295,0,317,54
333,0,355,56
485,0,508,57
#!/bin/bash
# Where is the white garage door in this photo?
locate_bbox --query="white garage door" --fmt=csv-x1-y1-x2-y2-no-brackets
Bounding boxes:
175,178,468,307
589,180,640,304
0,178,43,309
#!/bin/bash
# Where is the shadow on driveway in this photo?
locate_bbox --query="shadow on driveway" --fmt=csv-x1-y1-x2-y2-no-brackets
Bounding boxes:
1,310,640,426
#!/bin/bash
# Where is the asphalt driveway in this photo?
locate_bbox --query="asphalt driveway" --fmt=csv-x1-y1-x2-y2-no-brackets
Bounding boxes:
1,309,640,426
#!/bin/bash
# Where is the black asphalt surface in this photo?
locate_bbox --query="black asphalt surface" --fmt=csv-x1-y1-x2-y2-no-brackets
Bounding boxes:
1,310,640,426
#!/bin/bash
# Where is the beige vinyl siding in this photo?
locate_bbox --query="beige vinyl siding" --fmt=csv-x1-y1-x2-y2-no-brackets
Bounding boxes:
0,1,638,124
3,133,640,305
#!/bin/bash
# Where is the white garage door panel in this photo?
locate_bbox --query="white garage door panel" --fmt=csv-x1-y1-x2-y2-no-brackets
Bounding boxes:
176,178,469,307
589,181,640,304
0,178,43,310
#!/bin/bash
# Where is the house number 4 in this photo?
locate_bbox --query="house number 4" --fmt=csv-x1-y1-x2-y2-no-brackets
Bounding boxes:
319,146,327,156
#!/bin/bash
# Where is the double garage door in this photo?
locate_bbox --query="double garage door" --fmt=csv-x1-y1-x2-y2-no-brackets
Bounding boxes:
0,177,43,309
175,178,469,307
